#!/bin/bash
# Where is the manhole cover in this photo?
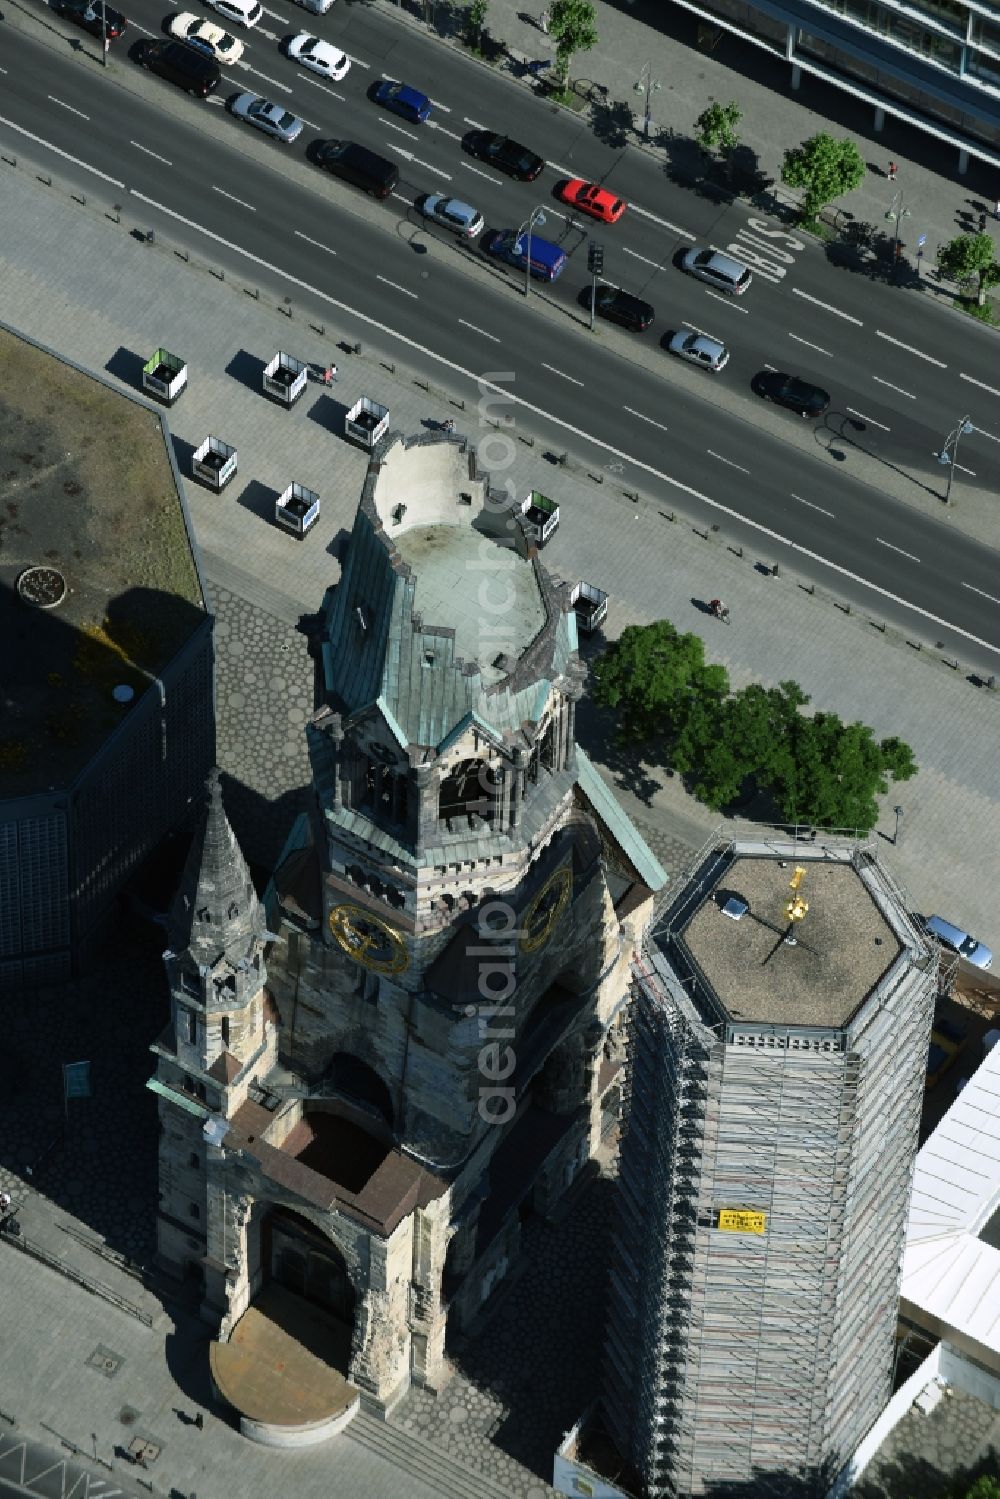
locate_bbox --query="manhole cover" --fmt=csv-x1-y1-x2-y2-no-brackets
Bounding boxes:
16,565,67,609
86,1344,125,1379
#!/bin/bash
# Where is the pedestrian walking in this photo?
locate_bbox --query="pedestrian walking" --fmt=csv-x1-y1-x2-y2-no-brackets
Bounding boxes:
979,212,988,234
888,160,898,180
539,8,550,33
0,1191,11,1212
194,1412,204,1431
442,417,456,433
322,364,337,386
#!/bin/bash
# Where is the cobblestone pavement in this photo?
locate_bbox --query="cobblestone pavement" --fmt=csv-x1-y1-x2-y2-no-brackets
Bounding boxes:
852,1386,1000,1497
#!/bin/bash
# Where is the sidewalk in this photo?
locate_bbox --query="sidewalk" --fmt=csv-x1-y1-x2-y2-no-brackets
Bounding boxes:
396,0,1000,278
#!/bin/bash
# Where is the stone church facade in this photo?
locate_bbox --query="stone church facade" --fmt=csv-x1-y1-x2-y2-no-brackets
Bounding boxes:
149,432,665,1437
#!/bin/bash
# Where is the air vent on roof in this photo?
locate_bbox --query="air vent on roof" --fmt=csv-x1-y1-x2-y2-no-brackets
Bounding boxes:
722,897,749,921
458,492,473,505
355,605,368,631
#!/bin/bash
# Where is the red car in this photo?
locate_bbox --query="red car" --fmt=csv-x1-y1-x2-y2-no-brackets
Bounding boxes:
557,179,627,224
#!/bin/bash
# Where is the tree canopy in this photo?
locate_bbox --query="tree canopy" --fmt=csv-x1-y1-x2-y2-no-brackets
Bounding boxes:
549,0,598,85
592,622,916,833
781,132,865,222
695,101,742,160
937,232,1000,306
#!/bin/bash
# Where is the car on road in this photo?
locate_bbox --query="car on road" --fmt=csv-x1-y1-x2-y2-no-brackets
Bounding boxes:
53,0,127,39
292,0,333,10
169,12,243,63
315,139,399,198
557,179,626,224
681,247,753,295
923,915,993,970
582,284,654,332
140,38,220,94
287,32,350,79
484,229,567,281
230,93,304,143
752,371,829,417
206,0,261,27
464,131,544,181
372,80,432,123
668,330,730,372
417,194,484,238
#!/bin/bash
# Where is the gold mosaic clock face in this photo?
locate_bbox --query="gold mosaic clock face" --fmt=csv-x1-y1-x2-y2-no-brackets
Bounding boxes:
328,903,410,975
520,866,572,954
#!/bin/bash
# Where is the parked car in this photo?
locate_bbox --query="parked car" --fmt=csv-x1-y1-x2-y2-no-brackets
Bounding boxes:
923,914,993,970
582,284,654,332
168,12,243,63
140,38,220,95
557,179,626,223
483,229,566,282
205,0,261,26
668,329,730,372
315,139,399,198
372,80,432,123
464,131,544,181
230,93,304,143
417,194,484,238
753,371,829,417
53,0,127,38
292,0,333,11
681,246,752,295
287,32,350,79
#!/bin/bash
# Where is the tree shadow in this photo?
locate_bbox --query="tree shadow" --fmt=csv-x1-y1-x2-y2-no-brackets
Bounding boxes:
588,96,634,151
824,220,924,288
573,693,664,808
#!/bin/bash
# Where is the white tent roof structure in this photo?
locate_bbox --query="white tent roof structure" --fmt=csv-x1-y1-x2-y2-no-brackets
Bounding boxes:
902,1039,1000,1366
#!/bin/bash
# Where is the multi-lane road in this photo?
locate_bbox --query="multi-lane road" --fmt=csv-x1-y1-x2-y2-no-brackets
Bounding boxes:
3,0,1000,663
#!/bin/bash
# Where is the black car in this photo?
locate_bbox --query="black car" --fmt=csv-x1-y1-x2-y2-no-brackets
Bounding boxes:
464,131,544,182
583,284,654,332
753,372,830,417
315,140,399,199
140,39,220,96
53,0,127,38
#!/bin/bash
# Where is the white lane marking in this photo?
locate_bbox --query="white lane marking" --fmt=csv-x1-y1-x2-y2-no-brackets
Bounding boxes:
235,64,292,92
681,320,724,342
344,52,370,70
390,191,415,206
953,462,977,477
791,493,834,516
629,203,694,238
48,96,90,120
624,405,669,432
429,123,463,142
970,425,1000,443
872,375,915,399
461,162,503,185
541,362,584,387
877,538,920,562
459,318,501,343
294,230,336,255
960,371,1000,398
376,274,418,299
876,329,947,367
463,117,486,129
131,141,173,166
963,583,1000,605
792,288,863,325
846,406,890,432
119,181,995,657
547,161,575,178
706,289,749,313
0,113,125,185
381,119,420,142
256,26,280,41
789,333,831,356
392,146,451,180
707,450,750,474
622,246,662,269
298,76,348,101
261,5,291,24
214,186,256,210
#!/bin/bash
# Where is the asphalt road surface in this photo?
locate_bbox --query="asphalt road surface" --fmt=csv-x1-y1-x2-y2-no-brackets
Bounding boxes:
3,0,1000,665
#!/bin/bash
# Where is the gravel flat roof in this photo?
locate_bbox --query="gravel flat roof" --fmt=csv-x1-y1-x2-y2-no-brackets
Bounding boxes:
0,325,205,796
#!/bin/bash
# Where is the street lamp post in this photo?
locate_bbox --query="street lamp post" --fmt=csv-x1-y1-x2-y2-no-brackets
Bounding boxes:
633,62,662,139
893,806,904,845
519,206,547,298
884,190,911,270
935,415,975,506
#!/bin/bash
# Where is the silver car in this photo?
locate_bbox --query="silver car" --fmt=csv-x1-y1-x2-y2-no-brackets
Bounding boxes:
417,194,484,238
924,914,993,970
668,330,729,372
293,0,333,11
681,246,752,295
230,93,304,144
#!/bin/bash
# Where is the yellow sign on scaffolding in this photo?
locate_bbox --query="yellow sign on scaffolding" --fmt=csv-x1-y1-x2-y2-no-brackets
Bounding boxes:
718,1209,767,1235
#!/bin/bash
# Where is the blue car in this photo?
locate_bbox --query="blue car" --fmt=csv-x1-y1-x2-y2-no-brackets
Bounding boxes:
373,80,432,124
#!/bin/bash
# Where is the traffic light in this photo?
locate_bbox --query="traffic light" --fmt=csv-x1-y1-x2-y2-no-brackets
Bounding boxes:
588,241,604,276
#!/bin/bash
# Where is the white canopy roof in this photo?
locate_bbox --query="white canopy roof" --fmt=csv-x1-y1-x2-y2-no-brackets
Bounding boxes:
902,1040,1000,1360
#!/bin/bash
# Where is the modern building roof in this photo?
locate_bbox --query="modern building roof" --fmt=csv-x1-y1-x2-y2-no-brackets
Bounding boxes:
0,322,205,797
671,846,905,1030
902,1039,1000,1366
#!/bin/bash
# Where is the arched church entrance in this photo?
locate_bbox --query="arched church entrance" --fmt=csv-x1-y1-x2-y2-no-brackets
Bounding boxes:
266,1208,356,1326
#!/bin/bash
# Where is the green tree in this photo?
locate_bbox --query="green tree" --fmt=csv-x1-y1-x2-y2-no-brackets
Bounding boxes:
465,0,489,49
769,712,917,833
781,132,865,223
593,620,728,745
677,681,806,810
937,232,1000,306
549,0,598,88
695,101,742,170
